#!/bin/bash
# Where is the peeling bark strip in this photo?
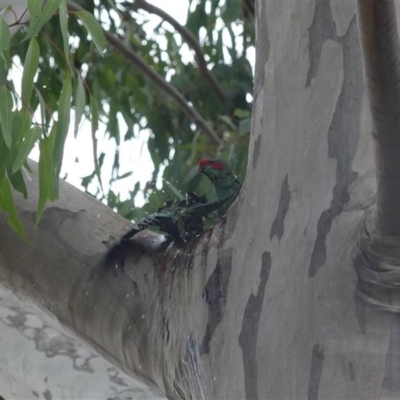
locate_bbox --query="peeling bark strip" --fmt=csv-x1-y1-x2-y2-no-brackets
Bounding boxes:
270,174,291,240
182,332,206,400
200,248,233,355
308,13,361,277
308,344,324,400
238,251,271,400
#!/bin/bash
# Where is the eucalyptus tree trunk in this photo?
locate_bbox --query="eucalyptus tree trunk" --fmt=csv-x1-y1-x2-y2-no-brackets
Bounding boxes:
1,0,399,399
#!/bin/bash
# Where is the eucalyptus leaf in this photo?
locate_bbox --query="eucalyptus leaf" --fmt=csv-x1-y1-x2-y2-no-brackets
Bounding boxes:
36,89,47,131
10,110,31,148
12,126,42,173
0,50,9,87
25,0,62,41
74,10,107,54
59,0,70,66
26,0,42,26
0,16,10,51
7,168,27,199
21,37,39,105
53,71,71,172
0,85,13,148
0,175,26,240
74,77,86,136
0,135,9,174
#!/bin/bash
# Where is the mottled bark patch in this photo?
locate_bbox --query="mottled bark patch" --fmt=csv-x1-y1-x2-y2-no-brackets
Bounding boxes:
270,174,291,240
43,389,52,400
309,16,361,277
200,248,233,355
383,315,400,391
306,0,336,87
252,135,262,169
308,344,324,400
251,135,261,169
25,207,83,232
5,306,96,373
254,0,269,95
238,251,272,400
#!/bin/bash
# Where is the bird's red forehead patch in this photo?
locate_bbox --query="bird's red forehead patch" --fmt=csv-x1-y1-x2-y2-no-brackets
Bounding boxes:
198,159,211,168
198,159,224,170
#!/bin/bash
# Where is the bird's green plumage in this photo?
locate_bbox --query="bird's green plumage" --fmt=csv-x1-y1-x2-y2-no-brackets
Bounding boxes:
121,191,230,242
120,159,241,243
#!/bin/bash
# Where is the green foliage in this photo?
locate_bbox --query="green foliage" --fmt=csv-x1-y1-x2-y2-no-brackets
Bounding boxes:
2,0,253,237
0,175,27,240
0,16,11,51
0,0,106,237
25,0,62,41
74,10,107,54
0,84,13,147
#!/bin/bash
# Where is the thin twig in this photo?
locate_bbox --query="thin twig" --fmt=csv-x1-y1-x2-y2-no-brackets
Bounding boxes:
66,0,221,145
129,0,225,103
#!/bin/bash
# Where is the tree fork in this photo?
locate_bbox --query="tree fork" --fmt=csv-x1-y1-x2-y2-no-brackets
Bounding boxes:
0,162,229,398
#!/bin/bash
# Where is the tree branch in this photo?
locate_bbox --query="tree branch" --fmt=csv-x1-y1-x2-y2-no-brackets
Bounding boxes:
129,0,225,103
356,0,400,235
67,0,221,145
1,2,31,35
0,161,222,399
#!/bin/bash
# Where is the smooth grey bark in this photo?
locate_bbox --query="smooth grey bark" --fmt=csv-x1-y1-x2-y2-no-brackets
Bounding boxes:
0,162,227,398
0,169,169,396
2,0,400,399
0,287,163,399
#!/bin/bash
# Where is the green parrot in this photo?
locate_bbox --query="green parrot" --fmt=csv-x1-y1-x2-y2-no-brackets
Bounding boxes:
119,159,240,243
198,158,242,215
121,191,230,242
